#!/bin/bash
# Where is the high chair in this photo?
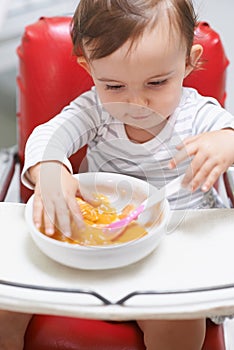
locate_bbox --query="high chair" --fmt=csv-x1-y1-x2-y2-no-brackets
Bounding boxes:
2,16,233,350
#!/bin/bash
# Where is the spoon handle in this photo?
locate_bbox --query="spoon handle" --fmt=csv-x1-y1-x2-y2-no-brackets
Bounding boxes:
106,175,184,233
144,175,184,209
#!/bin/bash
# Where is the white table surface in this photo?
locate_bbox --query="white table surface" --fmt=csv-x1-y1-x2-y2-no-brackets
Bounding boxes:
1,202,234,320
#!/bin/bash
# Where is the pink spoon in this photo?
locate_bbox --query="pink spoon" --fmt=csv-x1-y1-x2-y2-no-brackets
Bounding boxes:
104,175,184,237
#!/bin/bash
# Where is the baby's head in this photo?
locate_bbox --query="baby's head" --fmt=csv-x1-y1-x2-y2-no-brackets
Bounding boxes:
70,0,202,137
71,0,197,63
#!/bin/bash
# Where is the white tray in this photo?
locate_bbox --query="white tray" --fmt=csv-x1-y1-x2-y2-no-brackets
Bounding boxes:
0,203,234,320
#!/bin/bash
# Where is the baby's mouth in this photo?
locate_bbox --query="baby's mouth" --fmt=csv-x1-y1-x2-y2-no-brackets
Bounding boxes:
130,114,151,120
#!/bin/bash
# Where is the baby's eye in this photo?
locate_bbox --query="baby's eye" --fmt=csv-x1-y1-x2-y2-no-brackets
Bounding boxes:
105,84,125,90
148,80,167,87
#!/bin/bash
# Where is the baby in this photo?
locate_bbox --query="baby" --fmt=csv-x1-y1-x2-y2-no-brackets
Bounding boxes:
2,0,234,349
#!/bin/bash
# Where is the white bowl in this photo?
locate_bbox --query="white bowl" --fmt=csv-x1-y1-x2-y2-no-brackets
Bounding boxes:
25,172,170,270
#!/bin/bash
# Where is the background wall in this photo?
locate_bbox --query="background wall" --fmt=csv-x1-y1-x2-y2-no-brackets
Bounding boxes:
0,0,233,149
0,0,77,148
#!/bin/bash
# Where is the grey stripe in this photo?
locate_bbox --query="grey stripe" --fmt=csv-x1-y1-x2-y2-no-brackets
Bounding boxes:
73,94,99,108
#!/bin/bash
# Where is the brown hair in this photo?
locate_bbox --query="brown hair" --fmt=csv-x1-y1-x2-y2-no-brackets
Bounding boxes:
71,0,197,61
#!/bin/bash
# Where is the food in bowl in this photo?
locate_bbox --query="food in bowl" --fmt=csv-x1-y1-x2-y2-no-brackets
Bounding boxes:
40,195,149,246
25,172,170,269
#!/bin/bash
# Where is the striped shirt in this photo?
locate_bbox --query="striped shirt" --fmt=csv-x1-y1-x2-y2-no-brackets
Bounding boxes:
22,87,234,210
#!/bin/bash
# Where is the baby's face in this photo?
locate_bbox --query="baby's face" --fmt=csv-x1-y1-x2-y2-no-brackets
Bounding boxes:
87,22,190,138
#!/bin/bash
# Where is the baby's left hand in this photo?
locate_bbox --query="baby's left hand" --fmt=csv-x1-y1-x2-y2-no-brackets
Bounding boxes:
169,129,234,192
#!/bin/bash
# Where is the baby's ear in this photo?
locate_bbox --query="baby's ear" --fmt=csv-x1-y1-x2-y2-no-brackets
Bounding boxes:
184,44,203,78
77,56,91,75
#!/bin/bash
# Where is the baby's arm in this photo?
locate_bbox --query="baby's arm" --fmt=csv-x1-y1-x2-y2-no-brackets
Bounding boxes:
21,90,102,236
169,129,234,192
28,161,84,237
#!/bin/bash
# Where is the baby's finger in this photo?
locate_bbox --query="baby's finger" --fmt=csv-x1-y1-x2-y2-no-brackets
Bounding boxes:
67,197,85,231
188,159,219,192
43,201,56,236
82,191,102,206
181,166,194,188
201,166,223,192
77,183,102,206
169,146,193,169
54,201,71,237
183,153,208,188
33,193,43,229
176,135,200,149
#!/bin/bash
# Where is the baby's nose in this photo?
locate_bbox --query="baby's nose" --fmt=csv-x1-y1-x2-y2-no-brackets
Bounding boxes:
127,93,149,107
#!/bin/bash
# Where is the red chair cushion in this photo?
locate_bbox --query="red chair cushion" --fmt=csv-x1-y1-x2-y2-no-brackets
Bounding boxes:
24,316,145,350
24,316,225,350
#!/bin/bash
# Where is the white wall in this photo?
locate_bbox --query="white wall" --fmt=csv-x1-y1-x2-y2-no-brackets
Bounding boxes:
0,0,233,111
194,0,234,113
0,0,77,72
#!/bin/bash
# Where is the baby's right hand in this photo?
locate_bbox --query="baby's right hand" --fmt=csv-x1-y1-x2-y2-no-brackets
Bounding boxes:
29,161,84,237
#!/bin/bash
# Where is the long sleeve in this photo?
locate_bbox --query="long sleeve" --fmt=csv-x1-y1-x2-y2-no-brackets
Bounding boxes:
21,89,102,188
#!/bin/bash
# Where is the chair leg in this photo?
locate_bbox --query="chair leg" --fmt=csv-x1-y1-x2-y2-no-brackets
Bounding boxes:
0,145,18,201
202,319,225,350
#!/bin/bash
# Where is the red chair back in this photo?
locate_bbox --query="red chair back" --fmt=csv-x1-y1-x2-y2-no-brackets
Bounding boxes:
17,18,229,203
